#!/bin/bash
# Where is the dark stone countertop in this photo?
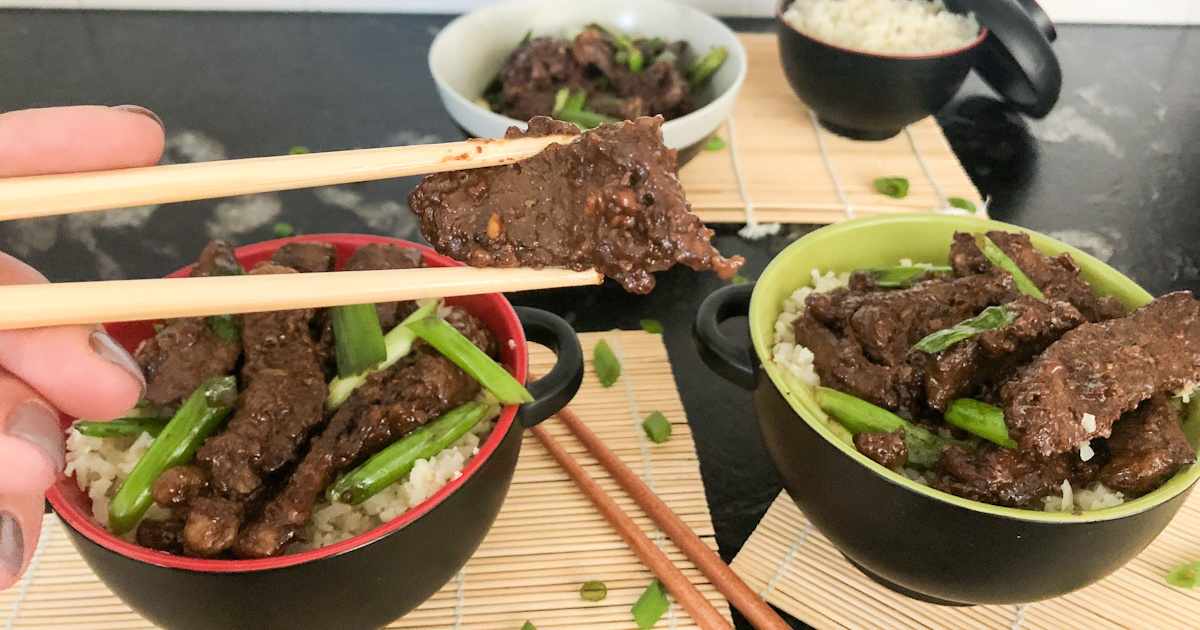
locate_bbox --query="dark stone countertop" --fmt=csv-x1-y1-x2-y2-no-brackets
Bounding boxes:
2,9,1197,629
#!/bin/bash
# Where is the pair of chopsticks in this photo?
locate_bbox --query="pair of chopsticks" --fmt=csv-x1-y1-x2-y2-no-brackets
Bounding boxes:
532,404,791,630
0,135,600,329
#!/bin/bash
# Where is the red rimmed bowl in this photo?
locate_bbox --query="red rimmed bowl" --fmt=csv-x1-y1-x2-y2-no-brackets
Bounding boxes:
46,234,583,630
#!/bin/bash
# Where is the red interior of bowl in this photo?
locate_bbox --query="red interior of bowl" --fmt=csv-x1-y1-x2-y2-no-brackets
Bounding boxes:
46,234,526,572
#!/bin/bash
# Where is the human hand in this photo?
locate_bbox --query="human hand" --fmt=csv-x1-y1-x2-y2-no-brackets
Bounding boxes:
0,105,165,589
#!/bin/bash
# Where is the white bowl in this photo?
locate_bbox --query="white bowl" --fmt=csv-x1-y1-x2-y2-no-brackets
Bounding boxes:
429,0,748,151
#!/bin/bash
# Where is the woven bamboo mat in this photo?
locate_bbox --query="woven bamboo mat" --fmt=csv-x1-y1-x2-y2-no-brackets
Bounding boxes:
680,34,983,225
730,491,1200,629
1,331,730,630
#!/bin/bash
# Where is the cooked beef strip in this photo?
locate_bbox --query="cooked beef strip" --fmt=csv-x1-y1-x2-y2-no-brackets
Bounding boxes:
949,231,1124,322
1002,292,1200,456
854,430,908,469
918,296,1087,411
136,518,186,555
232,306,497,559
498,37,584,122
269,242,337,274
135,240,243,406
408,116,743,294
1099,394,1196,496
151,464,209,511
935,442,1101,509
181,263,328,557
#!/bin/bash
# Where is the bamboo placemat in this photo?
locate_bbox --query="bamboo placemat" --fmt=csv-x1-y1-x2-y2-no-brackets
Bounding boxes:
680,34,984,225
731,491,1200,629
1,331,730,630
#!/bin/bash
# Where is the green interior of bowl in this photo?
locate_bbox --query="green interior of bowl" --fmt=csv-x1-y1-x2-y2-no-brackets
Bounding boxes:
751,214,1200,522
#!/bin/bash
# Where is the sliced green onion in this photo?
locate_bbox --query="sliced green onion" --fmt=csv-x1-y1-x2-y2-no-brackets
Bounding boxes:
330,401,494,504
948,197,977,213
332,303,387,378
564,89,587,112
555,108,619,130
730,274,750,285
705,135,727,151
945,399,1017,448
518,29,533,46
326,301,438,411
642,411,672,444
1167,562,1200,588
631,579,670,629
593,24,643,73
287,146,309,155
979,234,1045,298
580,580,608,602
73,417,171,438
872,177,910,199
593,339,621,388
687,45,728,88
206,313,240,342
551,87,571,115
521,622,537,630
815,387,968,467
273,222,295,238
861,265,953,288
128,400,177,418
639,319,663,334
911,306,1017,355
108,376,237,535
407,316,533,404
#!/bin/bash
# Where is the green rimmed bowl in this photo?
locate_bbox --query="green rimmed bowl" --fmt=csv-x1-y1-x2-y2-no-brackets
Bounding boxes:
694,214,1200,605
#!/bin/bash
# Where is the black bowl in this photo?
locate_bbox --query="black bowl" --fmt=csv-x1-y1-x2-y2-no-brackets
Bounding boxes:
47,235,584,630
693,215,1200,605
776,0,986,141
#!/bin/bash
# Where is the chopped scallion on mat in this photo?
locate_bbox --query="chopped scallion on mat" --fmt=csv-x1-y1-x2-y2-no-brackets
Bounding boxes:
872,177,910,199
642,411,672,444
73,416,171,438
287,146,309,155
705,135,726,151
731,274,750,285
948,197,977,213
639,319,663,334
593,339,621,388
520,621,536,630
580,580,608,602
632,579,670,629
1167,562,1200,588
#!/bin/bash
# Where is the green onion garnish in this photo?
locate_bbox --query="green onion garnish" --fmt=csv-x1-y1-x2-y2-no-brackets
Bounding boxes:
287,146,309,155
631,579,670,629
407,316,533,404
73,416,172,438
815,387,969,467
593,339,621,388
593,24,644,73
331,303,388,379
107,376,237,535
911,306,1017,354
206,313,240,342
978,234,1045,298
580,580,608,602
639,319,663,334
326,300,438,410
862,265,953,288
872,177,910,199
945,399,1017,448
687,45,728,88
730,274,750,285
948,197,977,213
273,222,295,238
521,622,537,630
705,135,726,151
1167,562,1200,588
642,411,672,443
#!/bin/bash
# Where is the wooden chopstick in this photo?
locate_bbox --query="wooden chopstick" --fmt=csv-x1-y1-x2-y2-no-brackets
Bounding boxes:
529,423,734,630
0,135,573,221
553,405,793,630
0,266,601,330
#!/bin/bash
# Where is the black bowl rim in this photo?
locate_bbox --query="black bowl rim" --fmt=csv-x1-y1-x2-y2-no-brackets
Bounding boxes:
775,0,989,61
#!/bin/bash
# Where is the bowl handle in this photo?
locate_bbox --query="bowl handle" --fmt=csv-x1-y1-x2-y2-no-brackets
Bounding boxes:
693,283,758,390
515,306,583,428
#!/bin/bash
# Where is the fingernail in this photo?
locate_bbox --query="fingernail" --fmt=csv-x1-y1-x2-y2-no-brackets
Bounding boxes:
0,512,22,577
6,400,64,474
89,331,147,396
111,104,164,130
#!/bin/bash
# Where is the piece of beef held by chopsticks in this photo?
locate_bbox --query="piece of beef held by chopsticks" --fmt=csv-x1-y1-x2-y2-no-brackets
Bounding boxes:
170,261,331,557
232,307,498,559
408,116,743,294
135,240,243,407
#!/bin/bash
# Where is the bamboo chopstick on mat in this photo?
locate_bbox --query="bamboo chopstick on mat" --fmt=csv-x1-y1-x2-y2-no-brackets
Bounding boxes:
1,331,730,630
731,492,1200,629
680,34,984,225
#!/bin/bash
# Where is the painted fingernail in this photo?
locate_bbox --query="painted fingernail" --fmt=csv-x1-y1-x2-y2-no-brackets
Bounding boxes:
89,331,147,395
0,512,22,577
111,104,164,130
6,400,64,474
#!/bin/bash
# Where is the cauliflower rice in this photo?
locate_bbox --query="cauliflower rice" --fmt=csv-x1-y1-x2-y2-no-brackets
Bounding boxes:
770,264,1127,513
782,0,980,56
65,408,497,549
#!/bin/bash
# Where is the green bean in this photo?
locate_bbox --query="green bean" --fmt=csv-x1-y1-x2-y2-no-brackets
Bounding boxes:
329,401,493,504
108,376,237,535
73,417,170,438
407,316,533,404
331,303,387,378
945,398,1017,448
978,234,1045,298
911,305,1017,354
326,300,438,411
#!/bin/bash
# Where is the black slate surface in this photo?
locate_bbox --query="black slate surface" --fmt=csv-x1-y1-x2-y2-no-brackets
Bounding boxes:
2,9,1198,629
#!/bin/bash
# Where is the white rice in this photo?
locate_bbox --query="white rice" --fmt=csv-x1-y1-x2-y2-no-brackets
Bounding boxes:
782,0,980,56
64,403,498,551
772,265,1129,513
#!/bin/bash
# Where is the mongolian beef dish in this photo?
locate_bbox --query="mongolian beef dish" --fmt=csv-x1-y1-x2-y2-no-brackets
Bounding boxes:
66,240,517,558
480,25,729,127
410,116,743,294
774,230,1199,510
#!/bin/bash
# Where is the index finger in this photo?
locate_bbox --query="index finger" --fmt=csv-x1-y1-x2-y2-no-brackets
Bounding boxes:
0,105,165,177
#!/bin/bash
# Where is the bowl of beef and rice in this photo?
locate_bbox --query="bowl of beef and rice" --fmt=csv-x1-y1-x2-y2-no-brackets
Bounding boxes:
45,234,583,630
695,214,1200,605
